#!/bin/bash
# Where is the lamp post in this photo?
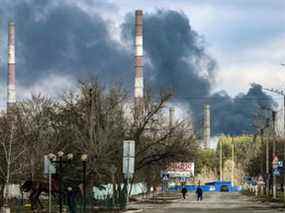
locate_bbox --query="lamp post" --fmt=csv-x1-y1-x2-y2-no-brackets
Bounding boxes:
262,109,273,197
81,154,88,213
48,152,74,213
272,111,277,199
47,153,56,213
258,118,270,196
231,136,235,187
219,137,223,182
57,151,64,213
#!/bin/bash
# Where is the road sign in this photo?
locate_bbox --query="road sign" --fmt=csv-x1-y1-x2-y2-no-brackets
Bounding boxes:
123,140,135,178
162,174,170,181
273,168,280,176
44,155,56,175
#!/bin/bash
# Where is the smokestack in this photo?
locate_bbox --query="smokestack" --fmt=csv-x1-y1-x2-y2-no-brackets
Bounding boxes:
203,104,210,148
169,107,175,128
0,17,3,88
134,10,143,111
7,21,16,110
0,18,2,81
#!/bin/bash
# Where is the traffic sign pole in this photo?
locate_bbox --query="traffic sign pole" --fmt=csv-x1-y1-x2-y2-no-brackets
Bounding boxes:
48,164,52,213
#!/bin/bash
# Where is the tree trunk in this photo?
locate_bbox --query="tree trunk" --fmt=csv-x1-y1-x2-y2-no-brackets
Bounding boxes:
30,155,35,180
0,182,5,207
128,176,135,197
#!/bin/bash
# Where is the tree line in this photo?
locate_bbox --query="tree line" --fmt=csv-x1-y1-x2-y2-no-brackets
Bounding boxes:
0,81,199,205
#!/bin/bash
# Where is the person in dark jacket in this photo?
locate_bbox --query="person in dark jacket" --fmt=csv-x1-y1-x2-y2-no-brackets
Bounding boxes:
67,187,77,213
181,186,187,199
196,186,203,201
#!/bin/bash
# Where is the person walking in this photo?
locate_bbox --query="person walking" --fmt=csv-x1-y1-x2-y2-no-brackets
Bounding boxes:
67,186,77,213
181,186,188,199
196,185,203,201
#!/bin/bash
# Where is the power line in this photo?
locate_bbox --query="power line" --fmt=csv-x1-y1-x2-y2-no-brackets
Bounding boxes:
173,96,282,101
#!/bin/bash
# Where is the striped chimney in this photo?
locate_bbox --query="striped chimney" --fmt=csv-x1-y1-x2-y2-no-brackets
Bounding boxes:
134,10,143,109
7,21,16,109
0,19,2,83
203,104,210,148
169,107,175,128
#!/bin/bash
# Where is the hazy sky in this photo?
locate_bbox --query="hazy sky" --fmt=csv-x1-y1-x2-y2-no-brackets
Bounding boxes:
1,0,285,98
0,0,283,134
106,0,285,96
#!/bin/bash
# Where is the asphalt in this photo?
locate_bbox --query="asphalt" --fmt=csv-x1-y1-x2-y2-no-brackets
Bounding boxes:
129,192,285,213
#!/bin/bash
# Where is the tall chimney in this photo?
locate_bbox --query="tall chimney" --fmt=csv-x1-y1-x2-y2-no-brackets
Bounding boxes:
0,19,2,86
134,10,143,112
203,104,210,148
169,107,175,128
7,21,16,110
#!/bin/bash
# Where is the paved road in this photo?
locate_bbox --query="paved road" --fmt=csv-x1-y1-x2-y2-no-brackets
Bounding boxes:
134,192,285,213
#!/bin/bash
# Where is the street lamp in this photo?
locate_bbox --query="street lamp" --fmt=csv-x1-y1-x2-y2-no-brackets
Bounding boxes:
48,153,56,161
49,152,88,213
48,151,73,213
57,151,64,213
47,153,57,213
67,153,74,160
81,154,88,213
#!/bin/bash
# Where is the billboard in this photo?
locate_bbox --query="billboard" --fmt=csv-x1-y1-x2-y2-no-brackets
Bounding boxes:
166,162,194,177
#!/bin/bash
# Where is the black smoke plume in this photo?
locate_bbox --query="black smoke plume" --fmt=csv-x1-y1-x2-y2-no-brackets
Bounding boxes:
0,0,133,86
0,1,276,135
121,11,275,135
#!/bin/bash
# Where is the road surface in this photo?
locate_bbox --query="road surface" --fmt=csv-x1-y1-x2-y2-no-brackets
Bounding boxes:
133,192,285,213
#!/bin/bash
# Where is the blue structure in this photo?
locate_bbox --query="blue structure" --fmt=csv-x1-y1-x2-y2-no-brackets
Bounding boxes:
170,181,242,192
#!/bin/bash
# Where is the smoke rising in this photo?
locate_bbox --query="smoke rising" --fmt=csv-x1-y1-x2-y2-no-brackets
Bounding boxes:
0,1,276,135
209,84,275,135
121,11,275,135
0,0,133,87
122,10,215,99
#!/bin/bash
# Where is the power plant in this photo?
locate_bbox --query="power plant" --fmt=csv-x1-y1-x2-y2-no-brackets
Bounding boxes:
134,10,144,112
7,21,16,110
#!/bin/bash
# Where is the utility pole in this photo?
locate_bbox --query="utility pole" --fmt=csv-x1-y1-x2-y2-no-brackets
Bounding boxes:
0,18,2,112
260,128,265,195
282,95,285,202
266,127,270,196
219,138,223,182
231,136,235,187
272,111,277,199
